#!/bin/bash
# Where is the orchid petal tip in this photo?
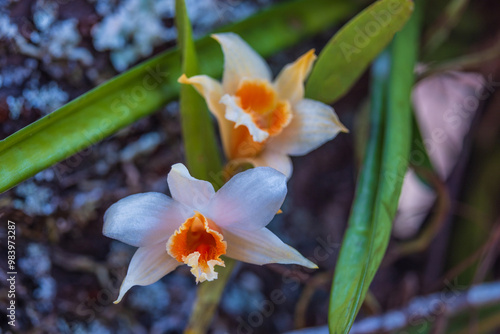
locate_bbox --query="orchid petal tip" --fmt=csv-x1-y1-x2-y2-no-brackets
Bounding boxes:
178,74,189,83
306,48,317,58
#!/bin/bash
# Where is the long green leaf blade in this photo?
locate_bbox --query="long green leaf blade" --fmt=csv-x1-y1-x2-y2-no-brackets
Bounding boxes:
328,49,390,334
328,2,421,333
176,0,221,182
305,0,414,104
0,0,359,194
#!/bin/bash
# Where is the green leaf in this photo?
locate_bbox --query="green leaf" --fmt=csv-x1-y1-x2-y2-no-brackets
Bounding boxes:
305,0,414,104
409,111,435,181
328,50,389,334
328,2,421,333
176,0,222,184
0,0,360,194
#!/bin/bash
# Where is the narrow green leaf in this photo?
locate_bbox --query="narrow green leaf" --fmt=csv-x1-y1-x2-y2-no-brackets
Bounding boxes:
409,111,435,180
0,0,360,194
305,0,414,104
176,0,222,183
328,49,390,334
328,2,421,333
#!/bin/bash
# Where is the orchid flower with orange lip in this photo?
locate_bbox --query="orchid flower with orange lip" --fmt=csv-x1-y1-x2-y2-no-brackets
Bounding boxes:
179,33,348,178
103,163,316,303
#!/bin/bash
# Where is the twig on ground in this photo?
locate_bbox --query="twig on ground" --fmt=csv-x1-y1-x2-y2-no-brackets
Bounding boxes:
285,281,500,334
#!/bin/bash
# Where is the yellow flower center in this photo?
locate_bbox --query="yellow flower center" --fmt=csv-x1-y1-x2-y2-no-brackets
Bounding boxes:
167,212,226,283
229,79,292,159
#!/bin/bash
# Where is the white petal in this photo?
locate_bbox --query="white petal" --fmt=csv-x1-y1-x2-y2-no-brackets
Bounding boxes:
223,227,317,268
212,33,272,94
103,192,191,247
206,167,286,231
274,49,316,104
167,163,215,210
246,150,293,179
220,94,269,142
268,98,348,156
178,74,234,159
184,252,224,283
178,74,225,119
114,243,179,303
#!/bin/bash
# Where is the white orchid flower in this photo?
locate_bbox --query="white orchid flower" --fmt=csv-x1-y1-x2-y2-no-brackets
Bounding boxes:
179,33,348,178
103,163,316,303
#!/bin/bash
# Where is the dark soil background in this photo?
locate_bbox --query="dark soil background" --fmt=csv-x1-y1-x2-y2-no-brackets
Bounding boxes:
1,0,500,333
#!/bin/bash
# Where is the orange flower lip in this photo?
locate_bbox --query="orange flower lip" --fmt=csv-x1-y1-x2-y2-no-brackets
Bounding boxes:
228,79,292,159
236,79,277,115
235,79,292,135
167,212,226,283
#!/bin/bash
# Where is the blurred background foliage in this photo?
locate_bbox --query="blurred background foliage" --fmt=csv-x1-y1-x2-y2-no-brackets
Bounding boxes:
0,0,499,333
